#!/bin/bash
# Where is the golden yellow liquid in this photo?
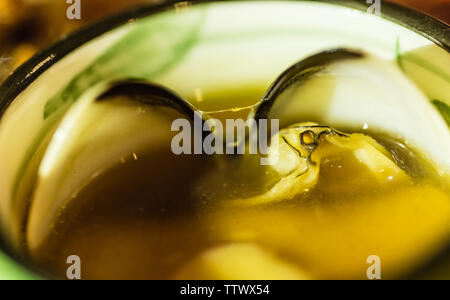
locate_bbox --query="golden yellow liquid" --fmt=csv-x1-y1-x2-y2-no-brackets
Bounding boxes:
28,92,450,280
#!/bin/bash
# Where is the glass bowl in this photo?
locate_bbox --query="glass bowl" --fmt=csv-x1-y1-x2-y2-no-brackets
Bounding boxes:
0,0,449,280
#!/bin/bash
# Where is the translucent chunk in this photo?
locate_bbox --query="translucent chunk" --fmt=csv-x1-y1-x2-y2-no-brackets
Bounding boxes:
232,123,408,206
173,243,309,280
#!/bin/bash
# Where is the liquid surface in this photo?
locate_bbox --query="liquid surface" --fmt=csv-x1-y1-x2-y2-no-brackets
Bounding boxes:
28,97,450,280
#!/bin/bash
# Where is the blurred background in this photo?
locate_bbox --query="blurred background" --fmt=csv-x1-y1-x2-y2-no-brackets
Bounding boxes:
0,0,449,83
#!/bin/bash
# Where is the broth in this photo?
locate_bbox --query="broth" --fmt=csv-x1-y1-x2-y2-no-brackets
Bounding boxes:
27,93,450,280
